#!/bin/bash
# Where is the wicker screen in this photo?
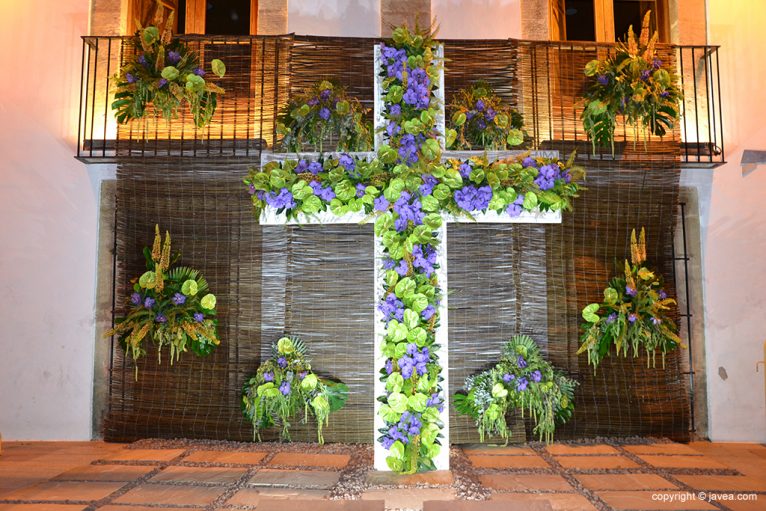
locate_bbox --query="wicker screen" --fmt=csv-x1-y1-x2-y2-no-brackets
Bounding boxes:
105,36,689,443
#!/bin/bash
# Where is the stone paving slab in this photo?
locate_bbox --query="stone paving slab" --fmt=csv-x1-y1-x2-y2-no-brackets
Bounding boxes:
638,454,729,469
257,499,386,511
467,454,549,469
52,464,155,482
479,473,574,492
624,443,704,455
424,500,552,511
361,488,455,509
545,444,619,455
490,492,598,511
596,490,717,510
673,474,766,491
226,487,329,505
106,448,185,462
249,468,341,488
269,452,350,469
0,506,87,511
149,465,247,484
575,473,677,491
99,506,189,511
555,454,639,470
461,444,536,456
184,450,267,464
113,483,226,506
365,469,453,486
1,481,124,501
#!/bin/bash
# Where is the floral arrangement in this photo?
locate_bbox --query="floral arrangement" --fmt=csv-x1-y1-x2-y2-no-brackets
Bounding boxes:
454,335,577,443
277,80,372,153
244,23,585,473
111,7,226,127
105,226,220,371
241,336,348,443
581,11,682,154
578,228,681,369
449,82,525,150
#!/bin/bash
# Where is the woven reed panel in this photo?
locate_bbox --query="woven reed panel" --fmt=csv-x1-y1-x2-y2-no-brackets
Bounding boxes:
115,35,292,158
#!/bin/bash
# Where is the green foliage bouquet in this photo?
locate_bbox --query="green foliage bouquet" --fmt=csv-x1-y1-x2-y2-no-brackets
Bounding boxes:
105,226,220,370
581,11,682,154
448,82,525,150
112,8,226,127
578,228,681,369
242,336,348,443
454,335,577,443
277,80,372,153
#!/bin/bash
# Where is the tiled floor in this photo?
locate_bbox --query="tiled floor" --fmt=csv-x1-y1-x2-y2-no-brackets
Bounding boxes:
0,440,764,510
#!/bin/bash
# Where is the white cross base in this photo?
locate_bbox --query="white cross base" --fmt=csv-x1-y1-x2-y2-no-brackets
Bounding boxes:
259,149,560,471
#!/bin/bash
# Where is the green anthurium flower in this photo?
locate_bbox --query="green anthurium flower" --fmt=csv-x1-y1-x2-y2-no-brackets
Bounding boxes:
200,293,217,310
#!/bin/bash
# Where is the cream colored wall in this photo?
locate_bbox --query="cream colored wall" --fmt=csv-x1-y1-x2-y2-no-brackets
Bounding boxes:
0,0,100,440
433,0,522,39
699,0,766,442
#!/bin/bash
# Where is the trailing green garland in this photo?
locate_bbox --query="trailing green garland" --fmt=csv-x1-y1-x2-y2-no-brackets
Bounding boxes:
454,335,577,444
449,82,525,150
242,336,348,443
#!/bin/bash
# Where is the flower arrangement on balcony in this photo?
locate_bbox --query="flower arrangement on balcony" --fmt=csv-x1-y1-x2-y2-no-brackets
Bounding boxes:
111,9,226,128
581,11,682,154
241,336,348,443
104,226,220,372
454,335,577,444
277,81,372,153
448,82,525,150
578,228,681,369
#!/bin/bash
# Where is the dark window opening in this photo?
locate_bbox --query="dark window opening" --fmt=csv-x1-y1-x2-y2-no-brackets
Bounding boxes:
176,0,187,34
205,0,250,35
564,0,596,41
614,0,656,42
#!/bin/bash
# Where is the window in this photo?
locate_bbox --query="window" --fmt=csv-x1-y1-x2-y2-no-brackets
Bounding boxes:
127,0,258,35
550,0,667,42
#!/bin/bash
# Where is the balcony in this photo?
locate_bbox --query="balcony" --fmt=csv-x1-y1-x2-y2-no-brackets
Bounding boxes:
76,35,724,167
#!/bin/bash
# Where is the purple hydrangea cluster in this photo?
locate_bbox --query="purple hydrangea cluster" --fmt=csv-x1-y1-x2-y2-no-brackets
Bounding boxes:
393,191,425,232
386,120,401,138
309,180,336,202
378,292,404,324
265,188,297,210
319,107,331,120
534,164,562,191
421,305,436,321
426,392,444,412
397,133,419,165
458,162,472,179
454,185,492,212
419,174,438,196
412,243,437,277
506,194,525,218
383,257,409,277
295,159,323,175
398,343,429,379
338,154,358,177
516,376,529,391
380,43,408,81
403,68,431,110
628,313,638,323
381,411,422,448
374,195,390,212
356,183,367,198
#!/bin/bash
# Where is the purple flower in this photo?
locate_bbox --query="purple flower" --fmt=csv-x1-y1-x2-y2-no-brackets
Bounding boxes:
381,436,395,449
144,297,155,309
454,185,492,212
374,196,390,212
651,317,662,325
606,312,617,324
597,74,609,86
277,357,287,368
506,194,524,218
298,371,307,380
167,51,181,64
516,376,529,392
155,313,167,323
193,67,206,76
421,305,436,321
652,57,663,69
530,370,542,383
517,355,527,369
356,183,367,198
338,153,355,172
625,285,637,297
485,108,496,121
126,73,136,84
308,161,323,175
158,78,168,88
319,107,331,120
309,181,336,202
628,313,638,323
248,184,256,195
386,121,401,138
641,69,651,81
138,54,147,66
475,99,485,111
458,162,472,179
279,381,291,396
320,88,332,101
660,91,670,98
263,371,274,382
193,312,205,323
130,292,142,305
265,188,297,210
426,393,444,412
171,292,186,305
307,97,319,106
395,259,408,277
388,104,401,117
522,156,537,168
659,290,668,300
385,359,394,375
502,373,515,383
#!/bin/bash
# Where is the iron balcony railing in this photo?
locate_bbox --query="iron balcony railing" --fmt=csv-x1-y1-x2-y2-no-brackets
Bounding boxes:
76,35,724,166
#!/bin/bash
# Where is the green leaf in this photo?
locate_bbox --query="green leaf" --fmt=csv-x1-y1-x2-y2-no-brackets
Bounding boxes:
582,303,601,323
386,270,399,288
603,287,618,304
506,129,524,146
394,278,416,299
388,392,408,413
491,382,508,398
390,439,405,459
421,195,440,212
379,404,401,423
423,213,442,230
161,66,180,81
452,111,466,126
410,294,429,313
142,26,159,45
386,456,404,472
211,58,226,78
301,195,322,214
408,393,428,412
387,320,408,343
403,309,420,330
181,279,198,296
433,184,452,201
522,192,538,210
301,373,318,390
386,372,405,393
407,326,427,346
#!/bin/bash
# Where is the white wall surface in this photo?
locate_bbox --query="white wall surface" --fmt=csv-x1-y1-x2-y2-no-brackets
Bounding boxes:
288,0,381,37
702,0,766,442
0,0,99,440
432,0,521,39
